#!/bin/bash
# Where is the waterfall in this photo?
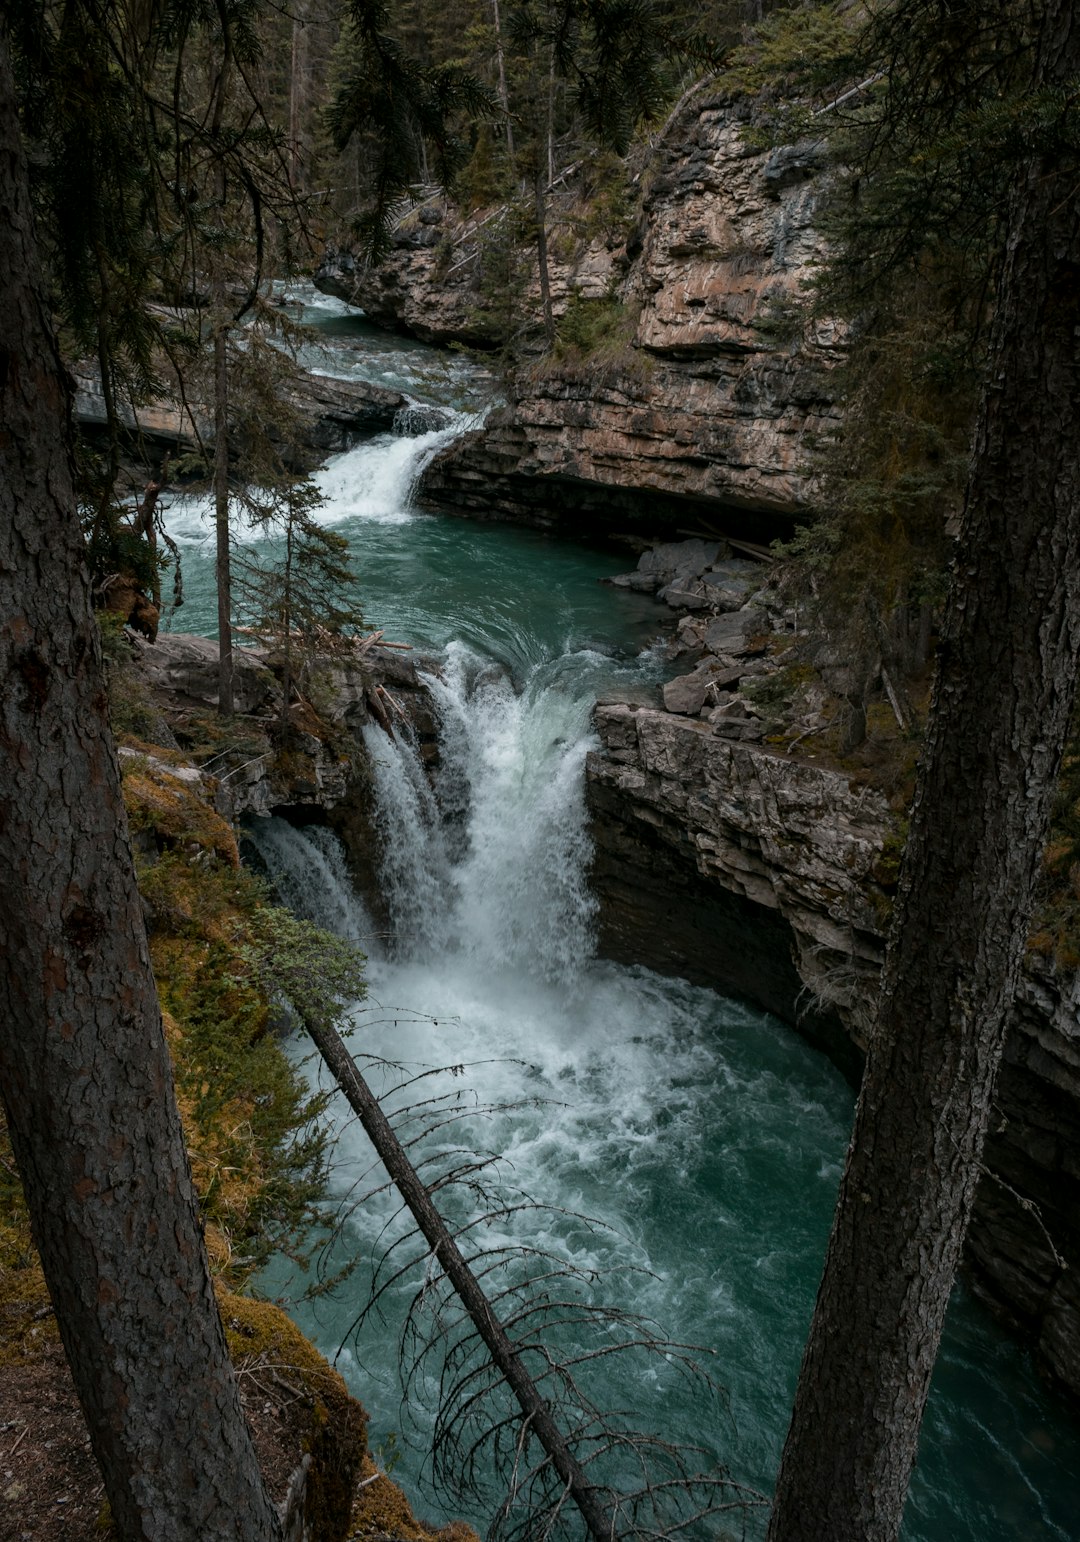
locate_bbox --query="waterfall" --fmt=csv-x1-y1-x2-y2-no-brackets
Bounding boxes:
359,643,598,980
245,654,855,1537
315,415,479,528
246,820,376,953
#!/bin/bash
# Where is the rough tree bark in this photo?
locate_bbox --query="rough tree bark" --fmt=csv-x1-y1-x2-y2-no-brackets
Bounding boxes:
767,6,1080,1540
0,23,281,1541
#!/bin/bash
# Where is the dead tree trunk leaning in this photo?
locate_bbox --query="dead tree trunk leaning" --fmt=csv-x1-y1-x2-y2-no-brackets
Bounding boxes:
0,24,282,1542
303,1014,617,1542
767,6,1080,1540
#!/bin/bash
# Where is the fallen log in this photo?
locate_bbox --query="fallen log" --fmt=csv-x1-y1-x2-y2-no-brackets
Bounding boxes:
300,1009,616,1542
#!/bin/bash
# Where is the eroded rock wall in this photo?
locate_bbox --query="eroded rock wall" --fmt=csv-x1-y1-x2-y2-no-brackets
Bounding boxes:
420,96,840,538
586,700,1080,1398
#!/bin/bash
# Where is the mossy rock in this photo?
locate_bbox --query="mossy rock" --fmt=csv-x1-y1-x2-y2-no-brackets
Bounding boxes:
219,1286,368,1542
347,1453,480,1542
122,757,240,866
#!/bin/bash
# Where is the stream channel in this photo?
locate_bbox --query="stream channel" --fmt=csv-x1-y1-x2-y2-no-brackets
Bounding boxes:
163,286,1080,1540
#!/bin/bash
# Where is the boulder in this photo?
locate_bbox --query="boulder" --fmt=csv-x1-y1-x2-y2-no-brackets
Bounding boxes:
661,654,771,716
639,538,721,586
393,403,454,437
703,608,768,656
135,634,279,716
662,666,714,716
657,575,713,610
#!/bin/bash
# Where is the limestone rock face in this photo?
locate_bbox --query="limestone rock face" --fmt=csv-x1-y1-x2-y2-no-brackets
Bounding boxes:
416,93,840,535
315,209,620,349
588,704,889,1027
586,700,1080,1397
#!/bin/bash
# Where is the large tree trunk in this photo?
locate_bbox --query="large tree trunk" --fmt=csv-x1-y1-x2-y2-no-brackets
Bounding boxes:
0,24,281,1542
767,7,1080,1540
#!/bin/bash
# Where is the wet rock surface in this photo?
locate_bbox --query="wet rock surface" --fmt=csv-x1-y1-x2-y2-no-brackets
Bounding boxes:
73,360,406,474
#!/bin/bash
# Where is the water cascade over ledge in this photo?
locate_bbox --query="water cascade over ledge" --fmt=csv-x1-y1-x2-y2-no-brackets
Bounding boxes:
248,655,1080,1542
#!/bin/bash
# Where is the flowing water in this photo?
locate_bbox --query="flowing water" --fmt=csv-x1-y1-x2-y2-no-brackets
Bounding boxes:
163,293,1080,1540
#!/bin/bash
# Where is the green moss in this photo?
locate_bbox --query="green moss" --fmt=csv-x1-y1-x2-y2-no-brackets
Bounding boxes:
871,818,909,892
139,855,331,1275
122,758,241,865
743,663,817,728
98,613,171,742
220,1288,368,1542
347,1454,479,1542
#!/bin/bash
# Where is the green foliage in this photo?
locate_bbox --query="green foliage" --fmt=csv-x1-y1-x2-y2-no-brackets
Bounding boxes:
328,0,499,260
238,905,369,1034
454,122,513,210
552,287,636,361
870,817,910,892
234,478,366,726
237,484,364,638
138,853,334,1274
749,0,1056,746
721,2,861,104
464,201,535,354
576,147,635,245
520,281,647,386
9,0,326,615
81,487,168,596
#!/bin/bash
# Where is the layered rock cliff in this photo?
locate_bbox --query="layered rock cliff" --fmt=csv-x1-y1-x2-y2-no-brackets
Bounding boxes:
408,95,841,540
585,692,1080,1400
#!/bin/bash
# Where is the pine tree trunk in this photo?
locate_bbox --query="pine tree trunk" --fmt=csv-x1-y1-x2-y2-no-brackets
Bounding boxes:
767,7,1080,1539
214,322,235,715
491,0,514,164
0,25,281,1541
289,4,308,193
533,168,554,345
